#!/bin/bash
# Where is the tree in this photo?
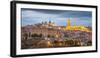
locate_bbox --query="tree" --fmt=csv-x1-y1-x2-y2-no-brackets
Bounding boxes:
31,33,38,37
47,35,50,38
23,33,28,40
39,33,42,37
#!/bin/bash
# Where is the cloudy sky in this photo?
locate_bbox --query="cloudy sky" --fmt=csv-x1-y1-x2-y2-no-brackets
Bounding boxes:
21,8,92,27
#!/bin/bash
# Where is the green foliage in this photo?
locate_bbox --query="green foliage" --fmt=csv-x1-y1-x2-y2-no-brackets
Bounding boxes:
31,33,42,37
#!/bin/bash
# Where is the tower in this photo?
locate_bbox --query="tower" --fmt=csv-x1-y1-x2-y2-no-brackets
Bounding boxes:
66,19,71,30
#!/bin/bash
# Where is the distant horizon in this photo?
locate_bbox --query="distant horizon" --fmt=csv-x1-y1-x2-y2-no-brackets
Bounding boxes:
21,21,92,28
21,8,92,27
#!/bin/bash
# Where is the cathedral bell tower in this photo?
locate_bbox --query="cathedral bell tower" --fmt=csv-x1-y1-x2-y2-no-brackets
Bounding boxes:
66,19,71,30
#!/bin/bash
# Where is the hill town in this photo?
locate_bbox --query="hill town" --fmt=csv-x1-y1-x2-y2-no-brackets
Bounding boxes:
21,19,92,49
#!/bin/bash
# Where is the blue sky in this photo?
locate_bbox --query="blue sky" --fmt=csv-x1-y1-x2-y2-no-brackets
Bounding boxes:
21,8,92,27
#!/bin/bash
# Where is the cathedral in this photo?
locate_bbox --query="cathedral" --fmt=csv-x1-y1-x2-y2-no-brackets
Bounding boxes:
66,19,91,32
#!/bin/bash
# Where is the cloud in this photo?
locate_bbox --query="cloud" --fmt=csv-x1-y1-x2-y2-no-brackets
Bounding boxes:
21,8,92,26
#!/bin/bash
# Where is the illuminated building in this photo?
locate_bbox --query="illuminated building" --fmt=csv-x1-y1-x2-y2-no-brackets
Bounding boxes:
66,19,91,32
41,21,56,27
66,19,71,30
